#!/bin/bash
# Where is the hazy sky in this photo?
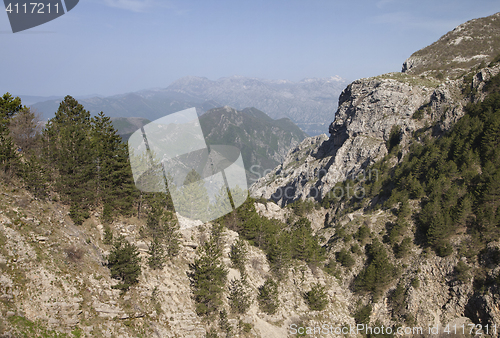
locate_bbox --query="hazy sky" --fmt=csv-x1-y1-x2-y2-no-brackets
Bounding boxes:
1,0,498,97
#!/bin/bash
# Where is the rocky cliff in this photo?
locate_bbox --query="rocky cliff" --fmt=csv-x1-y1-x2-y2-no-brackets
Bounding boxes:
246,11,500,337
250,64,500,207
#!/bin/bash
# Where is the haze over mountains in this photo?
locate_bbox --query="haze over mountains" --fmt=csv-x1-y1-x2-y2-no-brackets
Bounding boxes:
26,75,348,136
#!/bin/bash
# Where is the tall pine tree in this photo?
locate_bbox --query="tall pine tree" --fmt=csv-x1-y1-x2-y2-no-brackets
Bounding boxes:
188,228,228,317
0,93,22,172
44,96,94,217
91,112,136,215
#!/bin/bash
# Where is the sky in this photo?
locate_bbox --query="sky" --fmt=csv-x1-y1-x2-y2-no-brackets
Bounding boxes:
0,0,499,97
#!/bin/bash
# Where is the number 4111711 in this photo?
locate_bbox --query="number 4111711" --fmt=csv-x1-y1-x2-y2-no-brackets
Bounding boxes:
5,3,60,14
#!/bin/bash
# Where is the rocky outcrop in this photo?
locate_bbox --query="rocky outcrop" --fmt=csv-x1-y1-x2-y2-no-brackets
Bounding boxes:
402,12,500,78
250,65,500,206
250,76,437,205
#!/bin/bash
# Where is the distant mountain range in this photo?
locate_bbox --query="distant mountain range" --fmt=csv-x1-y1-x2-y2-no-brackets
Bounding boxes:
112,107,307,184
23,75,348,136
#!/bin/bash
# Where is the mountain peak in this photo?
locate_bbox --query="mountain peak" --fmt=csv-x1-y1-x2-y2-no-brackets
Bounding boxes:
402,12,500,78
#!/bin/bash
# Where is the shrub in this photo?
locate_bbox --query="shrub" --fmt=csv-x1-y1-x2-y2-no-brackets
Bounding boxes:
103,225,113,245
387,125,402,152
64,246,84,263
324,258,341,279
390,282,406,318
455,261,470,283
395,237,412,259
354,304,372,324
336,248,355,268
355,224,371,243
304,283,328,311
107,236,141,292
257,278,279,314
228,277,252,314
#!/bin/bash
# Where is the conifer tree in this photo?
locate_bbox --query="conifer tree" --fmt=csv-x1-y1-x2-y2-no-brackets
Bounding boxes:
44,96,94,216
148,236,166,270
107,236,141,292
291,217,325,265
189,229,228,317
145,193,181,259
91,112,136,214
304,283,328,311
266,230,292,280
228,276,252,314
229,237,248,274
257,277,279,315
0,93,22,172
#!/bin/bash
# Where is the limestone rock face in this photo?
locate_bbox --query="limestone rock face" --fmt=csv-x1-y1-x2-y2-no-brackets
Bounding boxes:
250,66,500,206
250,77,431,205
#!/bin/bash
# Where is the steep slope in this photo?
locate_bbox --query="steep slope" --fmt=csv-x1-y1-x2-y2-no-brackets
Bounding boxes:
110,117,151,141
403,12,500,78
0,181,355,338
199,106,307,183
247,11,500,336
251,12,500,206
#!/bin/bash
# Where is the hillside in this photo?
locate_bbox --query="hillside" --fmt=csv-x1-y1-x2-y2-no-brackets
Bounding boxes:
199,106,307,183
2,11,500,338
110,117,151,141
403,12,500,78
249,11,500,336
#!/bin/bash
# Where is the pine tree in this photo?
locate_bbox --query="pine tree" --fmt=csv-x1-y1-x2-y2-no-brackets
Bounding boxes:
0,93,22,172
228,276,252,314
145,193,181,258
148,236,166,270
304,283,328,311
219,309,232,337
266,230,292,280
291,217,325,265
188,231,228,317
90,112,136,215
257,277,279,315
162,210,181,256
107,236,141,292
229,237,248,274
44,96,94,217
